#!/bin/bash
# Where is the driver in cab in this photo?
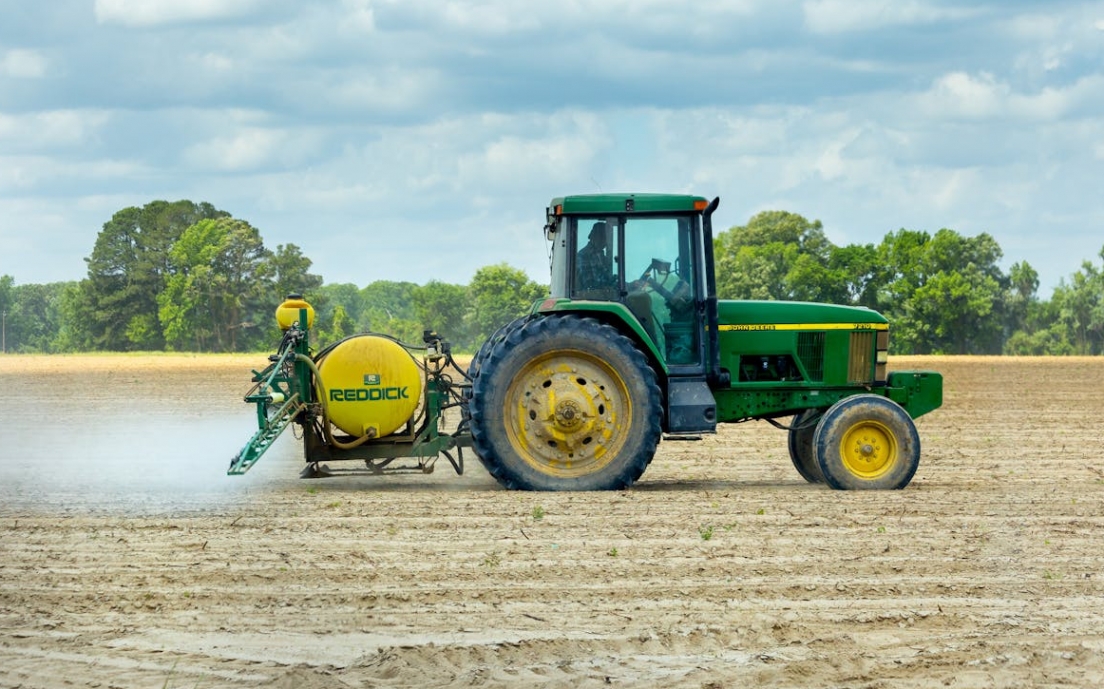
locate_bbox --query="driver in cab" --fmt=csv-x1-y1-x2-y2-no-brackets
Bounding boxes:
576,221,616,298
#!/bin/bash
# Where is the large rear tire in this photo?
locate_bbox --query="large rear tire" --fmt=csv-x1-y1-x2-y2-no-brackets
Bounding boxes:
468,316,530,382
464,316,531,456
814,394,920,490
469,315,662,491
787,409,824,484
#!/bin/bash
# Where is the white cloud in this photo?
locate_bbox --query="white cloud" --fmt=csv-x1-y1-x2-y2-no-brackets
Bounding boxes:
0,49,48,78
1004,12,1104,79
340,0,377,32
0,110,110,150
192,52,235,73
184,125,322,172
916,71,1104,121
255,110,609,212
929,167,980,211
924,72,1009,119
1004,13,1063,41
468,112,608,186
330,68,444,114
803,0,979,34
438,1,541,34
384,0,759,30
5,0,1104,297
814,128,864,182
0,155,143,192
94,0,263,27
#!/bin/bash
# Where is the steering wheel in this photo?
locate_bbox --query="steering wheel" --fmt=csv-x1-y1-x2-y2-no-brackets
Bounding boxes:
633,258,691,307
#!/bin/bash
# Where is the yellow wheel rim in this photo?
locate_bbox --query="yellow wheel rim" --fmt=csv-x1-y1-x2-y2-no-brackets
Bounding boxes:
839,420,898,479
502,349,632,478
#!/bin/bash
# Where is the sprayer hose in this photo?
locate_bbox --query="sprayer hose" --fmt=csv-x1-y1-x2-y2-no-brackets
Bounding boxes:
294,353,378,450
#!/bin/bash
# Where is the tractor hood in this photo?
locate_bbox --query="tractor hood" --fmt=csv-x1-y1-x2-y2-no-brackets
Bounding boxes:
716,300,889,330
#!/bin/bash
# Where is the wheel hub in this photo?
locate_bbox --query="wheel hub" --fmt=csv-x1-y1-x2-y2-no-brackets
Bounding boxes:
504,352,629,478
554,398,585,430
840,421,897,479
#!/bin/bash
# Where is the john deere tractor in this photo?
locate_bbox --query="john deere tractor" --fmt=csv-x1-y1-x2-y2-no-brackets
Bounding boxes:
230,193,942,491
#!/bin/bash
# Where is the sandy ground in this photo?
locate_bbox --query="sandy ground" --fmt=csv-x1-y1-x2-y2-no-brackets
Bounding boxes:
2,354,1104,688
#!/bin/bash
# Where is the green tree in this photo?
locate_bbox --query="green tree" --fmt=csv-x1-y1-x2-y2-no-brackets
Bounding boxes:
1005,261,1040,335
1,281,73,352
1004,323,1074,355
316,283,363,326
158,217,272,352
268,243,323,300
827,243,881,308
0,275,12,353
252,243,326,348
359,281,421,342
83,200,228,350
907,267,1004,354
316,304,353,349
413,280,470,349
1001,261,1070,354
53,283,97,352
1051,247,1104,355
714,211,846,302
314,282,365,344
467,264,547,345
876,229,1007,354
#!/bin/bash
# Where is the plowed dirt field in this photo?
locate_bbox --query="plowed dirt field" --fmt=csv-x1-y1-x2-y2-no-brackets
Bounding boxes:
2,355,1103,688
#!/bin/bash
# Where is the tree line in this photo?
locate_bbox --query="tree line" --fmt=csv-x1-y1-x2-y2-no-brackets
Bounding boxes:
1,200,1102,355
715,210,1103,355
0,200,546,355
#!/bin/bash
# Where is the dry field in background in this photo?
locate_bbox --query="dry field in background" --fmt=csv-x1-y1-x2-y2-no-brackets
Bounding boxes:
2,354,1103,688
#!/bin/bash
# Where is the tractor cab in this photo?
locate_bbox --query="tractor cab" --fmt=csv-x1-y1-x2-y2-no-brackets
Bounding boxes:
544,194,714,371
542,193,720,435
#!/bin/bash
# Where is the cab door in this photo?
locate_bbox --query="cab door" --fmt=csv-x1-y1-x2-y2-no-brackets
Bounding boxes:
619,214,704,369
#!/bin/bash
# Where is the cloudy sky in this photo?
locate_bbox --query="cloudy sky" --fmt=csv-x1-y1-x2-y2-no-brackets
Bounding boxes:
2,0,1103,296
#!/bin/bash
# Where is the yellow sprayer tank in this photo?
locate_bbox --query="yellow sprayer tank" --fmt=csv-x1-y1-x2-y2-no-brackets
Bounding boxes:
275,295,316,330
317,335,423,438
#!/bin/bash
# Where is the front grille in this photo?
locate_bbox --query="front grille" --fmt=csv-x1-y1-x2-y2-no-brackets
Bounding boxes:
797,332,825,382
848,331,875,384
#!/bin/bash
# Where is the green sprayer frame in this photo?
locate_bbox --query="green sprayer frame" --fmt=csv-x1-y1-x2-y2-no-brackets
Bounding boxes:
229,310,473,478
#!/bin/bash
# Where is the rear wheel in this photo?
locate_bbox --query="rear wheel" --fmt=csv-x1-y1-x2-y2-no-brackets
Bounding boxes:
468,316,529,382
464,316,530,451
787,409,824,483
814,394,920,490
469,315,661,491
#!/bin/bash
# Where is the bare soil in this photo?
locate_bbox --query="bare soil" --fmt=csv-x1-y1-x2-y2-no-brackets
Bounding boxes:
2,354,1104,688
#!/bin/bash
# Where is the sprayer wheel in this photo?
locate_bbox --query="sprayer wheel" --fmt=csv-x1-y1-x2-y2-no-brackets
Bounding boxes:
787,409,824,484
469,314,661,491
814,394,920,490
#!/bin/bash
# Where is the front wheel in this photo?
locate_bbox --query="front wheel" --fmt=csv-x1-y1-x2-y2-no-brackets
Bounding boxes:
814,394,920,490
469,315,662,491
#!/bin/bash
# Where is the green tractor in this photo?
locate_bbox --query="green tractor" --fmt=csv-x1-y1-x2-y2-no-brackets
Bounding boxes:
230,193,942,491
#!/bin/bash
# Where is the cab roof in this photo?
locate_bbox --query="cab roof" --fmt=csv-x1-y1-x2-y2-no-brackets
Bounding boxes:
549,193,709,215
